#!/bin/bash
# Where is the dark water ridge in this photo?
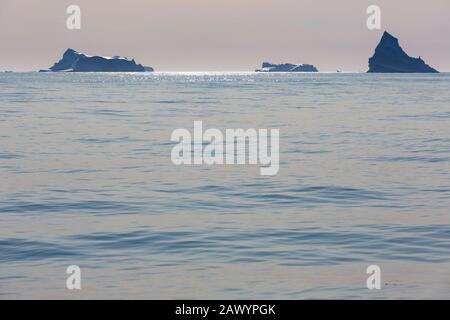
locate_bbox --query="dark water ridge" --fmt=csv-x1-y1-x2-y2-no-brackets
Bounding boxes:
2,224,450,266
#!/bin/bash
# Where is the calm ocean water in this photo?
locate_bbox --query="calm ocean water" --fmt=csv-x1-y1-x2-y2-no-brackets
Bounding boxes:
1,72,449,299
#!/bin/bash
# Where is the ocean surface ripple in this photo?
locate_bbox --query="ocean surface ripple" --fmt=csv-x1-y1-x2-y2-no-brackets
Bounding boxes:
1,72,449,299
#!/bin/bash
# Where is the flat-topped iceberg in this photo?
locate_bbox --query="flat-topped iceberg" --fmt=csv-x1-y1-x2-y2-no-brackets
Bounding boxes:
368,32,438,73
256,62,318,72
40,49,154,72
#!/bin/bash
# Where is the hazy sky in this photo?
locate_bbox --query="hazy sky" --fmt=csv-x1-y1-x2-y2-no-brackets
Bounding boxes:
1,0,449,71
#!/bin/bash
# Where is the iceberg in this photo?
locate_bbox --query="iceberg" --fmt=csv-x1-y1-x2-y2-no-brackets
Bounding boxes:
368,32,438,73
256,62,318,72
40,49,154,72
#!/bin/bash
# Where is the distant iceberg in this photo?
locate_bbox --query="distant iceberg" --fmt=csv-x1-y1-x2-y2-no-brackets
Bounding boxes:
40,49,154,72
368,32,438,73
256,62,318,72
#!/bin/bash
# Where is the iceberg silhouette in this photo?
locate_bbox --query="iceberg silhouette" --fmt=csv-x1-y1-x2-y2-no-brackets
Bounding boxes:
256,62,318,72
368,32,438,73
40,49,154,72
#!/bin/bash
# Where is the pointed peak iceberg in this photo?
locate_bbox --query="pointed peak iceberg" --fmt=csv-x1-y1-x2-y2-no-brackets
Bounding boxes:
368,31,438,73
380,31,398,43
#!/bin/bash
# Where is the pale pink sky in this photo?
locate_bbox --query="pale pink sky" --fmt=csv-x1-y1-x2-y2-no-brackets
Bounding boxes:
0,0,449,71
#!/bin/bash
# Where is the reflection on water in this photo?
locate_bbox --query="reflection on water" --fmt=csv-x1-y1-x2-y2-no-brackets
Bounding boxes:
0,72,449,299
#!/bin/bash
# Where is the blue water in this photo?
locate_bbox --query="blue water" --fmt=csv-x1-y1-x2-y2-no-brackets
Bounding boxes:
1,72,450,299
